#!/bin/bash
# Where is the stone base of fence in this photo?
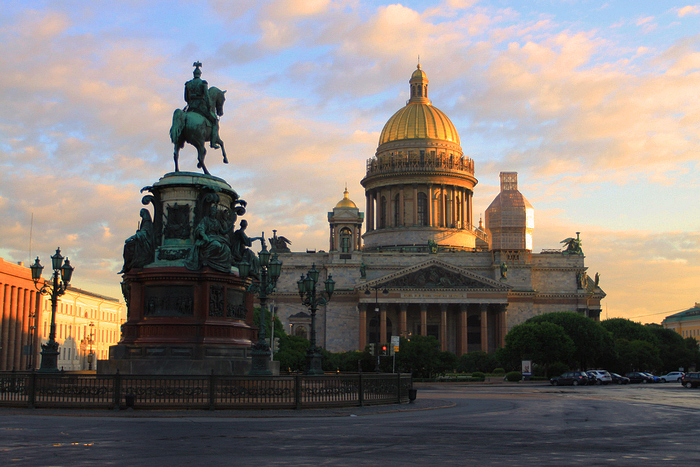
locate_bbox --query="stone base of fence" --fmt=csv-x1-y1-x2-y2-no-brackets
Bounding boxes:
0,371,412,410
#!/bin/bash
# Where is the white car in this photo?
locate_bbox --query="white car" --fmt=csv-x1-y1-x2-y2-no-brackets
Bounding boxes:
587,370,613,385
660,371,685,383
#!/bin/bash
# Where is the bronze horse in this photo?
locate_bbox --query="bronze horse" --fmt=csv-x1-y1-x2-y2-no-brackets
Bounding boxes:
170,87,227,175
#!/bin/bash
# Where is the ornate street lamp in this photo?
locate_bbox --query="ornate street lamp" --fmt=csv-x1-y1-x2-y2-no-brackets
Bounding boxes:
298,263,334,375
365,285,388,372
30,247,75,373
238,235,282,376
87,322,95,371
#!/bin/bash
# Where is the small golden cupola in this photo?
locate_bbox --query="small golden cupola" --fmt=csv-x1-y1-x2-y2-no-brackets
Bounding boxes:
328,187,364,253
335,187,357,209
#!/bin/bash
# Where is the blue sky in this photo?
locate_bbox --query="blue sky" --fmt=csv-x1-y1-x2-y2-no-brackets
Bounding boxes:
1,1,698,324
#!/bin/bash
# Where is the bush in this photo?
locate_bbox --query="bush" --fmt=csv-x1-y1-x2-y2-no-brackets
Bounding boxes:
456,351,499,373
505,371,522,382
471,371,485,381
493,368,505,375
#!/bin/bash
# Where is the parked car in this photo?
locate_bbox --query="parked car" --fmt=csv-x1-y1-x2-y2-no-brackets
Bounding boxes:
660,371,685,383
642,372,661,383
610,373,630,385
587,370,612,385
550,371,589,386
625,372,655,384
681,372,700,388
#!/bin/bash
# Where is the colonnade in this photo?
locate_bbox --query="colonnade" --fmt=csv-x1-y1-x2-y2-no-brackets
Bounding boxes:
0,283,41,370
365,184,473,232
358,301,507,356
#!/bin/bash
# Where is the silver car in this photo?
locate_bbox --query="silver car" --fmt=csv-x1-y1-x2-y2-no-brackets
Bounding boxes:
660,371,685,383
587,370,613,385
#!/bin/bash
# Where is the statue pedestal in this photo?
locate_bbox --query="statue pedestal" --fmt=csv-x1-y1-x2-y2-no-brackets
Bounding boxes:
102,266,258,375
101,172,260,375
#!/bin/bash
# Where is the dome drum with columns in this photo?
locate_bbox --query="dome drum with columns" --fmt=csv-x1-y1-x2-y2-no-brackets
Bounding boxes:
362,65,480,252
268,64,605,357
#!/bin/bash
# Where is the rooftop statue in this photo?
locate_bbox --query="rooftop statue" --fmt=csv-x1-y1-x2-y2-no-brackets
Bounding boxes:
561,232,583,255
170,61,228,175
269,230,292,253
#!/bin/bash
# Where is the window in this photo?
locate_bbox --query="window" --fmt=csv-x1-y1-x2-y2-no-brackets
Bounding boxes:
417,192,428,226
379,196,387,228
339,228,352,253
394,193,401,226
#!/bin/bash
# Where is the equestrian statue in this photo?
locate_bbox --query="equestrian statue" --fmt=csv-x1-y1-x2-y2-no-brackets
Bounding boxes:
170,61,228,175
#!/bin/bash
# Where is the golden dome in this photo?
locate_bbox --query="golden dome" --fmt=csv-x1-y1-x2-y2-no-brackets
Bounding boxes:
379,104,460,146
411,64,427,80
335,187,357,208
378,65,460,147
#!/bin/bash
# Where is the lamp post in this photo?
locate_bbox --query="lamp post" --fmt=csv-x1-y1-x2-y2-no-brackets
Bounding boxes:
365,285,388,372
87,322,95,370
238,235,282,376
297,264,334,375
30,247,75,373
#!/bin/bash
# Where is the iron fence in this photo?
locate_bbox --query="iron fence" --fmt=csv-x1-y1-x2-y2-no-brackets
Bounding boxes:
0,371,412,410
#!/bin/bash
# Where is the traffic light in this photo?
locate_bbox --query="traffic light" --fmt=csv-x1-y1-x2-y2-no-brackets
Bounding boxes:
368,343,376,356
381,344,388,356
273,337,280,352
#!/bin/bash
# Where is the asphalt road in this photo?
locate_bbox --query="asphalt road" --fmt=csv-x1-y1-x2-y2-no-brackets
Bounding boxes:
1,382,699,466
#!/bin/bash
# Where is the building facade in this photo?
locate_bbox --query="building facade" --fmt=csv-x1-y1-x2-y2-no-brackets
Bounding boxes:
0,257,125,371
662,303,700,340
270,65,605,355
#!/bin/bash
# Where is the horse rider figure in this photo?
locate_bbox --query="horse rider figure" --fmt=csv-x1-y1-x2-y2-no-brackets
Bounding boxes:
184,61,220,149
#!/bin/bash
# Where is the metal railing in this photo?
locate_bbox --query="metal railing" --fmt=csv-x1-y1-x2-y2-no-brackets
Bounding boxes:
0,371,412,410
365,153,475,177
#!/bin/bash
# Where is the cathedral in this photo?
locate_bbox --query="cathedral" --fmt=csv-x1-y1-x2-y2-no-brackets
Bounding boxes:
271,65,604,355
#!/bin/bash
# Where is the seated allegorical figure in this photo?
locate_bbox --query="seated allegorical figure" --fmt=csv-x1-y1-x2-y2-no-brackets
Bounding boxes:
185,205,233,273
119,208,155,274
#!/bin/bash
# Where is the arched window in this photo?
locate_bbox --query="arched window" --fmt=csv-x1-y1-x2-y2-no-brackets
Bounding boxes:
379,196,387,229
295,326,308,340
394,193,401,226
417,192,428,226
340,227,352,252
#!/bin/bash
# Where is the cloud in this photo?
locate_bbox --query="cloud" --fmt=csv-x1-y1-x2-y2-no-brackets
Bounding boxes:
676,5,700,17
1,1,698,318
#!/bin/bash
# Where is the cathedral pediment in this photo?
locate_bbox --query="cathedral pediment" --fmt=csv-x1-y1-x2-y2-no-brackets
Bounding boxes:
359,259,510,291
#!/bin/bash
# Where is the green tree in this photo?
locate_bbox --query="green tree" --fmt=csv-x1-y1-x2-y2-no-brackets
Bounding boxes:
528,312,614,369
616,338,662,373
602,318,656,344
395,335,448,378
645,324,698,373
276,334,310,373
503,322,575,376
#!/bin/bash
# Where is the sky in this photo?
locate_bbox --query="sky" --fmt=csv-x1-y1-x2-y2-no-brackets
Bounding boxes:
1,0,698,325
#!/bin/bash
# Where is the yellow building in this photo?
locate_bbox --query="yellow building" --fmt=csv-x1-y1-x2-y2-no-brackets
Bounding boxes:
662,303,700,340
1,257,125,371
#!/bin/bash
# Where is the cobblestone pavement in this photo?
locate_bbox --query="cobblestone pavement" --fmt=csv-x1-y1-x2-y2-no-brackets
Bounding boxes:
1,382,699,466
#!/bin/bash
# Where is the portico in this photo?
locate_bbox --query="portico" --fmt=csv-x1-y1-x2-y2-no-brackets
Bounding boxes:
356,259,510,356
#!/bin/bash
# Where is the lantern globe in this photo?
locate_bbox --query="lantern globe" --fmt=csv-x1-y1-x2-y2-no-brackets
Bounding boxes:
238,260,250,278
324,274,335,297
259,247,270,267
269,256,282,279
61,258,74,284
309,264,320,283
30,257,43,282
304,274,314,293
51,247,64,271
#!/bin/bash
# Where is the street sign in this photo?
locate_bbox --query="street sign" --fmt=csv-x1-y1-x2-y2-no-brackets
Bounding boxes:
391,335,400,354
